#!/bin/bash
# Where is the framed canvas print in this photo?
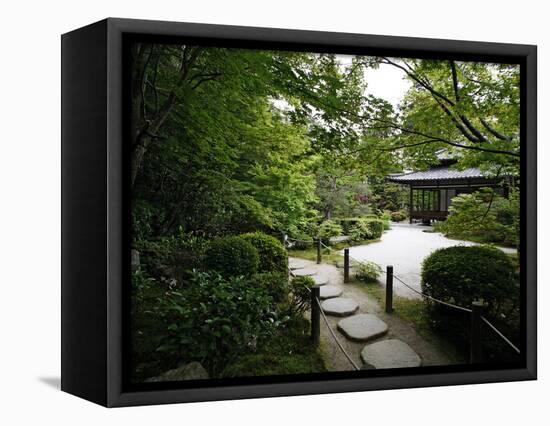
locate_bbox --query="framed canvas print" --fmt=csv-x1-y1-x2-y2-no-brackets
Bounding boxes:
61,18,537,407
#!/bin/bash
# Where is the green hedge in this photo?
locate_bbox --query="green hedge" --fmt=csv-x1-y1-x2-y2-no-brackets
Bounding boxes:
204,236,259,277
240,232,287,273
365,218,385,238
390,211,407,222
421,245,520,362
317,220,343,244
338,217,385,241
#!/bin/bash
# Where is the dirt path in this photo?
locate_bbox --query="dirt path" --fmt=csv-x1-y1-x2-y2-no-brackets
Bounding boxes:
291,257,456,372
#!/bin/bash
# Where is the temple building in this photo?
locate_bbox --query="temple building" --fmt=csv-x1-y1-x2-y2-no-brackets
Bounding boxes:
387,155,511,223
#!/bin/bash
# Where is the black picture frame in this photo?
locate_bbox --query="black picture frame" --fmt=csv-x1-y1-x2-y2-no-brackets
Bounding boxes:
61,17,537,407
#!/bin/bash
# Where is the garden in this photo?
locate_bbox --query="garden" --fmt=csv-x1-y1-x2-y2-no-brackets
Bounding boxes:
129,43,521,381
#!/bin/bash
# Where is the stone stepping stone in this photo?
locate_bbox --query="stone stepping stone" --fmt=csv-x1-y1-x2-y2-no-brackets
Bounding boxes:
293,267,317,277
289,259,307,270
312,275,329,286
337,314,388,342
360,339,422,369
321,297,359,317
319,285,343,300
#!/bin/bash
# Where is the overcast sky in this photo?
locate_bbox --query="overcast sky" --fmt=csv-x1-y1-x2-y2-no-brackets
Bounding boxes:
272,55,412,113
336,54,412,108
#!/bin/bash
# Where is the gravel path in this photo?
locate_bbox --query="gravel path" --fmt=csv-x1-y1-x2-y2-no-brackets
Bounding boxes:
347,222,516,299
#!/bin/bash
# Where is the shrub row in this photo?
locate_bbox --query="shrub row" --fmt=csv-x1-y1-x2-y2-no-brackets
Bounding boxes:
336,217,386,241
390,211,407,222
317,220,343,244
348,218,385,242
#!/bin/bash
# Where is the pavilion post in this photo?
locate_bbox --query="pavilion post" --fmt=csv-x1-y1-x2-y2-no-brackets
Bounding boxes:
409,186,413,224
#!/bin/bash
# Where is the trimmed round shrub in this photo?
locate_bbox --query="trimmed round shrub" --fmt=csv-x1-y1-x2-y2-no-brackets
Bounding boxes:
204,236,259,277
390,211,407,222
240,232,287,273
421,245,519,361
421,246,518,312
248,272,289,304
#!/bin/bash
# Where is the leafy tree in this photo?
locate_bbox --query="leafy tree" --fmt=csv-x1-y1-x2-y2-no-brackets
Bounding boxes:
359,58,520,174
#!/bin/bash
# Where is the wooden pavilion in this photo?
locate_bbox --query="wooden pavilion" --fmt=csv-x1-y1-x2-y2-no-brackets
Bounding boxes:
387,157,509,223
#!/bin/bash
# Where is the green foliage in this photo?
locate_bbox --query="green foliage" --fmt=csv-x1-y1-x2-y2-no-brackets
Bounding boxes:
340,217,385,242
248,272,289,305
421,246,519,361
288,276,315,315
129,44,521,377
135,230,209,285
317,220,343,244
387,60,519,174
223,317,325,378
314,162,371,220
390,211,407,222
130,269,180,381
204,236,259,277
155,271,282,376
367,180,408,212
364,218,385,239
437,187,519,247
240,232,288,273
338,217,361,234
422,245,518,312
355,261,382,283
348,220,372,242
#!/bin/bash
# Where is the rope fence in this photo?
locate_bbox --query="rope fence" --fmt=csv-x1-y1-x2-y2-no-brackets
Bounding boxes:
346,250,519,359
285,231,520,362
284,234,521,362
288,265,360,371
392,274,472,313
481,316,521,355
314,294,361,371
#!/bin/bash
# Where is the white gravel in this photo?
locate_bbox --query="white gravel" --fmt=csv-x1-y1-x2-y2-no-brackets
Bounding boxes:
347,222,516,299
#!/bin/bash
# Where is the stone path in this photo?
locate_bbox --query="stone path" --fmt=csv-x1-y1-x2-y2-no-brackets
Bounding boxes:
319,285,342,300
289,256,454,372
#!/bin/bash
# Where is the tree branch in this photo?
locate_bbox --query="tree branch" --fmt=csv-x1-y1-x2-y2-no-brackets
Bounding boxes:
480,118,513,141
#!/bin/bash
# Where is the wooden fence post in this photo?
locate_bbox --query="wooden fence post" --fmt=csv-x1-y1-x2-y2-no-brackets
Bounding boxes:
385,265,393,313
316,239,322,264
344,248,350,283
311,285,321,346
470,300,486,363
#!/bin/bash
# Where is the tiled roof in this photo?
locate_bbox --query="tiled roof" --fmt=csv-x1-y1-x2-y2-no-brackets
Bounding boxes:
388,166,487,182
